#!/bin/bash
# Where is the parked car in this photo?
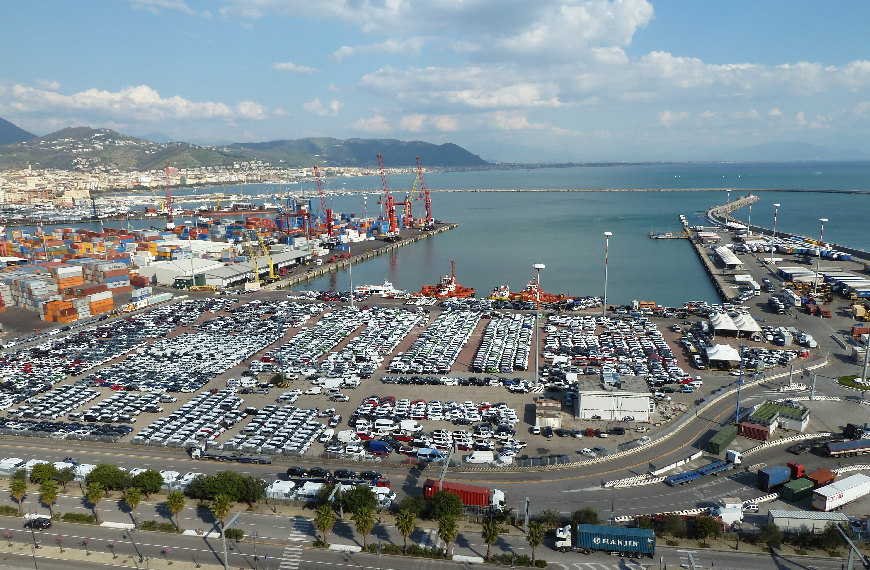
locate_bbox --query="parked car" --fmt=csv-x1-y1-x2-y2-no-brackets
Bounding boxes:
24,518,51,530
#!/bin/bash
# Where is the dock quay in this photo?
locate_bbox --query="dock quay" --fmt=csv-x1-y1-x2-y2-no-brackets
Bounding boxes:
650,231,688,239
263,222,459,290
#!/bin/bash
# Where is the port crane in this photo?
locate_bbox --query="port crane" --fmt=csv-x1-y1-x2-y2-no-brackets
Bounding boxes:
250,229,277,281
313,165,335,240
164,162,175,230
417,156,433,228
376,153,408,241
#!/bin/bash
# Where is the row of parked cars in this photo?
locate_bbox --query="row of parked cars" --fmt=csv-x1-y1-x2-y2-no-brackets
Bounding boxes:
473,313,535,373
388,310,481,374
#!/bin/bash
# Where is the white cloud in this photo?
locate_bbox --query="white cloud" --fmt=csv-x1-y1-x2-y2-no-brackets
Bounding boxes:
35,79,61,91
400,114,427,132
486,111,544,131
128,0,194,15
768,108,783,117
332,37,425,63
7,83,263,122
796,111,807,126
302,98,342,117
853,102,870,117
351,114,390,133
430,115,460,132
272,62,317,74
658,110,689,127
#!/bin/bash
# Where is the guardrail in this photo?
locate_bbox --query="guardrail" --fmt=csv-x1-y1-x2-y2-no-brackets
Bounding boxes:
742,432,835,457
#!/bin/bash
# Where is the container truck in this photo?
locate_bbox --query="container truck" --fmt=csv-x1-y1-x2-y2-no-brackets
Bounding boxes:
807,468,836,488
826,439,870,458
422,479,505,511
780,478,815,502
707,425,738,455
758,465,792,491
554,524,655,558
812,474,870,511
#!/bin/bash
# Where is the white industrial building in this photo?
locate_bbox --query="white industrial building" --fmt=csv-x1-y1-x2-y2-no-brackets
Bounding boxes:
576,391,654,422
767,510,849,534
136,258,227,286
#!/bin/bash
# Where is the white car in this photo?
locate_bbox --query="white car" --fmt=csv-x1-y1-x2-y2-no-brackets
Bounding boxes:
304,386,323,395
580,448,596,458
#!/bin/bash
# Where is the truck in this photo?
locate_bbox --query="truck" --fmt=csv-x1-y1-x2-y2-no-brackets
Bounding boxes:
812,474,870,512
780,478,815,502
664,450,742,486
188,444,272,464
464,450,495,464
368,440,392,455
826,439,870,458
758,465,792,491
422,479,505,511
554,524,655,558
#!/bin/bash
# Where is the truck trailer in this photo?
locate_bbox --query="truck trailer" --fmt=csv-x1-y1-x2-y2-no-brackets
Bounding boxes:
826,439,870,458
422,479,505,511
812,474,870,511
758,465,792,491
188,444,272,464
555,524,655,558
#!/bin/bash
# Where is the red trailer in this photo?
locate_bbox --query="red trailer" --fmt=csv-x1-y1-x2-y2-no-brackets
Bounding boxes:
422,479,504,510
807,468,836,488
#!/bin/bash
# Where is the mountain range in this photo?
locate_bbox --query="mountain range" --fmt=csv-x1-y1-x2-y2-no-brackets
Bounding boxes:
0,118,489,171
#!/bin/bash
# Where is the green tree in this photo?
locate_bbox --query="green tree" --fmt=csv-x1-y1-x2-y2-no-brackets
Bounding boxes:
429,491,464,522
55,467,75,490
131,470,163,496
10,478,27,516
537,508,562,530
819,523,844,551
438,516,458,558
314,504,335,547
167,491,186,533
12,469,26,482
481,517,500,562
398,495,425,516
211,493,233,531
571,507,599,525
693,515,721,543
395,509,416,554
342,485,378,516
30,463,58,485
663,514,687,538
238,476,267,507
354,506,376,550
39,480,58,518
760,522,783,549
125,487,142,527
526,521,544,566
86,482,106,524
794,528,813,550
86,464,130,492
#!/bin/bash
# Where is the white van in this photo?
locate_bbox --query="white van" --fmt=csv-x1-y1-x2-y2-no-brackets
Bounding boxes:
373,419,396,433
464,450,495,464
399,420,423,433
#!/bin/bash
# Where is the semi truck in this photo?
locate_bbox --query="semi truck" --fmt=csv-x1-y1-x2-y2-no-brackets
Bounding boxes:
812,474,870,512
555,524,655,558
757,462,804,491
422,479,505,511
826,439,870,458
187,444,272,464
664,450,742,486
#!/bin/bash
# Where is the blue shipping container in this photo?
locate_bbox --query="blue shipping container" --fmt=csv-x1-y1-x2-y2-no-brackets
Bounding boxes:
575,524,655,555
758,465,791,490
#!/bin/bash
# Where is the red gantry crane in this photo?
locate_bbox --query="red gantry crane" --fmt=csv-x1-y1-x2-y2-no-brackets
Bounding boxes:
313,164,335,240
416,155,433,228
377,153,402,240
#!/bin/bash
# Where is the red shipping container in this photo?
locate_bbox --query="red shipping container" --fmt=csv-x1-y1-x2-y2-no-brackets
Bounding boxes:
738,422,771,442
807,468,836,488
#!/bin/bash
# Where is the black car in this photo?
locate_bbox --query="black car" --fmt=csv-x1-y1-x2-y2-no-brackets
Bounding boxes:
544,426,554,438
286,466,308,479
555,428,570,437
359,470,382,481
24,518,51,530
307,467,331,481
609,427,626,436
333,469,356,481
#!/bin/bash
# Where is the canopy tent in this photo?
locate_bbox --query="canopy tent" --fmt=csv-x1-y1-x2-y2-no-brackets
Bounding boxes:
733,312,763,339
709,312,738,336
706,344,742,368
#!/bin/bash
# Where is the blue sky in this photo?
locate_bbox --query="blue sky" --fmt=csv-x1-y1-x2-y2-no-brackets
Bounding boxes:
2,0,869,162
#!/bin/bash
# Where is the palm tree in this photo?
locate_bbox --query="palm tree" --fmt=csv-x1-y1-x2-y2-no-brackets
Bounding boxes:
124,487,142,527
210,493,233,536
526,521,544,566
481,517,500,562
354,506,375,550
39,480,58,518
166,491,185,533
10,479,27,516
86,482,106,525
395,509,416,554
313,504,335,547
438,516,458,558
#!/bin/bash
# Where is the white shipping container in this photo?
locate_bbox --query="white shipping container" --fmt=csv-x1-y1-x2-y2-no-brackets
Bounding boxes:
812,474,870,511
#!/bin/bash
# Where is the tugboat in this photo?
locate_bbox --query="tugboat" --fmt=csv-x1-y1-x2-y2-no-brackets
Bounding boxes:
417,260,475,298
490,279,565,303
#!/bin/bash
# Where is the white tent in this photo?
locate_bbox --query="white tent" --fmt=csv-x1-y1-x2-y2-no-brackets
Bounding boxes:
266,480,296,500
733,312,763,339
709,312,738,336
706,344,742,367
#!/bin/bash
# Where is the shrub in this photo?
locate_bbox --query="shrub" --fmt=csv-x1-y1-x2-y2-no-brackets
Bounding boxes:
223,528,244,541
61,513,96,524
666,539,679,546
140,521,158,531
535,560,548,568
0,506,20,517
157,522,178,533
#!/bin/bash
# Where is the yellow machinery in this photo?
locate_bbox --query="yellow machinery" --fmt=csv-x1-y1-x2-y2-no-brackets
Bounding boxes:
252,229,277,281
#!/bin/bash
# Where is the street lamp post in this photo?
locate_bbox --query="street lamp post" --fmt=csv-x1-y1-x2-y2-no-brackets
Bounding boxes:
603,232,612,317
533,263,545,386
770,203,780,265
813,217,828,298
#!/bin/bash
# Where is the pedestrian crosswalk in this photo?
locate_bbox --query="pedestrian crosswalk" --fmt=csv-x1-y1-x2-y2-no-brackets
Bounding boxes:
278,545,302,570
287,517,314,542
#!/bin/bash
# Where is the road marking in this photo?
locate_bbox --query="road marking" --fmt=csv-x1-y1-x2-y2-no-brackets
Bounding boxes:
278,545,302,570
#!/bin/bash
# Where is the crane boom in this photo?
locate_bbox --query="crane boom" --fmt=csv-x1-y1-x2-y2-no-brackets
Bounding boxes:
377,153,399,236
313,164,334,238
417,156,433,227
164,161,175,229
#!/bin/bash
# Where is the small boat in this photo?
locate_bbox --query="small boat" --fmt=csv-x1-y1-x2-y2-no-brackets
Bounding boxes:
417,260,475,299
355,280,406,298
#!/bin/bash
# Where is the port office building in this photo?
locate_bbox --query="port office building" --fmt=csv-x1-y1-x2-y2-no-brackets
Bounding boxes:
575,375,653,422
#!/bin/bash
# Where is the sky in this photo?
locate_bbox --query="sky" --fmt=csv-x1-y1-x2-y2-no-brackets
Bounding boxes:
2,0,870,163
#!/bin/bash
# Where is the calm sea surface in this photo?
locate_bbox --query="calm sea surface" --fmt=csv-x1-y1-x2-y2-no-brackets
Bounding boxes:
62,162,870,306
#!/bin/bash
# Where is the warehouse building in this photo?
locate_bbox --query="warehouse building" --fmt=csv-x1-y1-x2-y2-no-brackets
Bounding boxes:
767,510,848,534
575,375,654,422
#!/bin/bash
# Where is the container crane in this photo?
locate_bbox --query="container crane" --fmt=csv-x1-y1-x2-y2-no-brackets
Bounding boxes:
376,153,408,241
250,229,277,281
164,162,175,230
417,156,433,228
313,165,335,240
